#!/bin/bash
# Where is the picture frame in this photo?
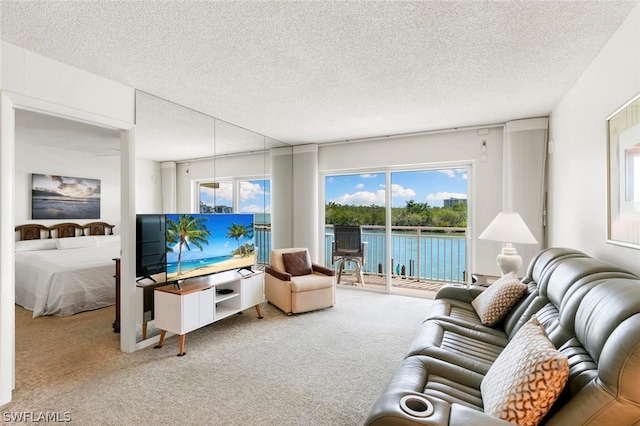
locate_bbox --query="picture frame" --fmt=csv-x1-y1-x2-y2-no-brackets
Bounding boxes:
31,173,101,220
607,92,640,248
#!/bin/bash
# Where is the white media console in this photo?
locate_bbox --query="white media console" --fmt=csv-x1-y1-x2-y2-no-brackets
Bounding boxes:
154,269,264,356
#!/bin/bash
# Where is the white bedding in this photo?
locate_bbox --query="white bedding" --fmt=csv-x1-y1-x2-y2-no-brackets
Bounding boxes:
15,236,121,317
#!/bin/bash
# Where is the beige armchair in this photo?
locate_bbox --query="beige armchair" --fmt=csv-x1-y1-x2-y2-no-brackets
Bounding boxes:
265,248,336,315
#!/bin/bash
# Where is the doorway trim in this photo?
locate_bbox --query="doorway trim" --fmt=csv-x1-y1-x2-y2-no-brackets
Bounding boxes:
0,91,135,406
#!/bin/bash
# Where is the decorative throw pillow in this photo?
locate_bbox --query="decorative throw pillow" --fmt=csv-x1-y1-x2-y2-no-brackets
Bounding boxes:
282,251,313,276
481,315,569,426
471,271,527,326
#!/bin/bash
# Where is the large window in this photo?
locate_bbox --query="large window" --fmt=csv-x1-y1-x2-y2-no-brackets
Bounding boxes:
325,167,469,295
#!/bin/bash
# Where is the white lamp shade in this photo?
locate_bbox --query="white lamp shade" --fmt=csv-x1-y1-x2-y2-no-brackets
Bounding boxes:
479,212,537,244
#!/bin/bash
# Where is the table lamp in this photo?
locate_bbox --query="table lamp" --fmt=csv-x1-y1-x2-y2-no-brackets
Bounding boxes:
478,211,537,276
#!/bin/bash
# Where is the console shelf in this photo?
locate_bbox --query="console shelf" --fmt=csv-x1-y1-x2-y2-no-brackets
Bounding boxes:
154,270,264,356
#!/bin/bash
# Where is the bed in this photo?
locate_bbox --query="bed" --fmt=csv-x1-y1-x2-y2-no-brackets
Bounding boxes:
14,222,120,318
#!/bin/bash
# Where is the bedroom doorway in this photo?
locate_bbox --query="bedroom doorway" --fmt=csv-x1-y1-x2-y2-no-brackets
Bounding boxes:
12,109,124,391
0,94,135,404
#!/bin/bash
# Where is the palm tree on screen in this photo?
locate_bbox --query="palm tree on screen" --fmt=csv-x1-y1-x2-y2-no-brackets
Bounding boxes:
166,215,211,276
226,222,254,257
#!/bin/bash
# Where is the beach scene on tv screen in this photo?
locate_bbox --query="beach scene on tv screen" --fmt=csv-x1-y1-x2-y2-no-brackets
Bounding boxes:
165,213,255,281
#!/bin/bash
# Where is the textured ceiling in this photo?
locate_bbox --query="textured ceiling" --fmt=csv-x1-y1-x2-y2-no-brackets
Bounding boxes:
2,1,639,157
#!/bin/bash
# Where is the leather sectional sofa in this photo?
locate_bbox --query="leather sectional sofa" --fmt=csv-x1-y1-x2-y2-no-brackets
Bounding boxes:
365,248,640,425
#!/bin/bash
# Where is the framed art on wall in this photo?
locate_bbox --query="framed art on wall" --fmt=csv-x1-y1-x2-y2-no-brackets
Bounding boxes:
607,92,640,248
31,174,101,220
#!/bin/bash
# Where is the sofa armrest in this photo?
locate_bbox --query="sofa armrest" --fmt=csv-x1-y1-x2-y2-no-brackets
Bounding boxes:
365,390,511,426
312,263,336,276
434,285,486,303
365,390,451,426
265,266,291,281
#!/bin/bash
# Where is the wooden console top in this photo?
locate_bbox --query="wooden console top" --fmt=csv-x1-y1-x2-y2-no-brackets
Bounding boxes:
155,281,212,295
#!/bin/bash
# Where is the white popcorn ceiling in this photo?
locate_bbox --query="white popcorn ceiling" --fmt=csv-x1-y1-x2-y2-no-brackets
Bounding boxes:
1,1,638,155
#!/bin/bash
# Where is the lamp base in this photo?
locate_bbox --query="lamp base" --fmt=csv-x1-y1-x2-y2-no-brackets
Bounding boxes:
496,243,522,276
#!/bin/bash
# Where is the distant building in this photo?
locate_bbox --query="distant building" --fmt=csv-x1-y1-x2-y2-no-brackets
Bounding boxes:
200,202,233,213
444,198,467,208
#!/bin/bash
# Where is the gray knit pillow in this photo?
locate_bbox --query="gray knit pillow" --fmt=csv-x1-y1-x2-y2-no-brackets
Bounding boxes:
471,272,527,326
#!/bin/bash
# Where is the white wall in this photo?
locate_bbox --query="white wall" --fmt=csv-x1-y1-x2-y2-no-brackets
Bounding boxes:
0,41,136,406
319,126,506,275
548,3,640,275
171,126,508,274
14,143,121,231
135,158,163,213
1,42,134,124
270,147,293,250
292,145,319,260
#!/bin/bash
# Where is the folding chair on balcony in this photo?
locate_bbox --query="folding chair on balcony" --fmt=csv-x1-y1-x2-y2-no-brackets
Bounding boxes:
332,225,367,286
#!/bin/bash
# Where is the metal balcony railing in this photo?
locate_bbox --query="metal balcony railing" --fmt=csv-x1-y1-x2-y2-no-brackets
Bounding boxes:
324,225,467,284
254,224,271,266
255,225,467,284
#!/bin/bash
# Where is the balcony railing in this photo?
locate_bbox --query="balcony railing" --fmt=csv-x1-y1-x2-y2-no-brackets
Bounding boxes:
255,224,467,285
324,225,467,284
255,224,271,266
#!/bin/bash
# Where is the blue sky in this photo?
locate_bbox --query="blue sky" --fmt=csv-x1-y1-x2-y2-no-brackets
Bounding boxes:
325,169,467,208
199,170,466,212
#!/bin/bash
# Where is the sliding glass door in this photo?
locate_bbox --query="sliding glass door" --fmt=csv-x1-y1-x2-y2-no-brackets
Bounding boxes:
325,166,469,296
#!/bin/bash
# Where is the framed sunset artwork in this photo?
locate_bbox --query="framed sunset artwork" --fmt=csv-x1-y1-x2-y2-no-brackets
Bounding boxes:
31,174,101,220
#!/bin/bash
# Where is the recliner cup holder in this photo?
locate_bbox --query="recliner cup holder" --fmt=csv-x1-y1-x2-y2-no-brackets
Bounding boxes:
400,395,434,418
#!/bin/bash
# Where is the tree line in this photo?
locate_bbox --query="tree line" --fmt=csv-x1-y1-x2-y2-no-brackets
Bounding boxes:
325,200,467,228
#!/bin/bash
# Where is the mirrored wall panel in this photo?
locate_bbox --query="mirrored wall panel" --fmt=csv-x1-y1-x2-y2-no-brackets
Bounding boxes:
133,91,289,343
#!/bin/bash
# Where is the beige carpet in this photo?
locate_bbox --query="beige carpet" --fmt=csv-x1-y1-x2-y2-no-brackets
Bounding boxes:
4,288,434,425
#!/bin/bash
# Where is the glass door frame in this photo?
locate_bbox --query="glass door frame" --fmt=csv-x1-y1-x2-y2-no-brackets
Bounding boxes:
321,160,474,294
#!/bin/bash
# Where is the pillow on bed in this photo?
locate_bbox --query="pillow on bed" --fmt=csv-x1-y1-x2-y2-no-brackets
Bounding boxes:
14,239,58,252
56,236,99,250
95,235,121,246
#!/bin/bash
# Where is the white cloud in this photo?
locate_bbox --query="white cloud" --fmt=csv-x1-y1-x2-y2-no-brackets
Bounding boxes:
331,183,416,206
333,190,385,206
356,183,365,189
217,182,233,201
360,174,378,179
427,192,468,203
439,170,456,178
241,203,270,213
239,181,265,201
390,183,416,198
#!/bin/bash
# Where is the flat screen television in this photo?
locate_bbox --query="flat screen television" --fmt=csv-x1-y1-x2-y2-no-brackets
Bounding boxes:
165,213,255,283
135,214,167,281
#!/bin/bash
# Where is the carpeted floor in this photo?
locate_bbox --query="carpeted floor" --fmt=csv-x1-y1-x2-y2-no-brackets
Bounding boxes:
4,288,433,425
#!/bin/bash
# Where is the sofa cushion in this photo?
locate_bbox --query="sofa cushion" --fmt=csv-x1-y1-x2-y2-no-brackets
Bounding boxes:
481,315,569,426
282,250,313,276
471,272,527,326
